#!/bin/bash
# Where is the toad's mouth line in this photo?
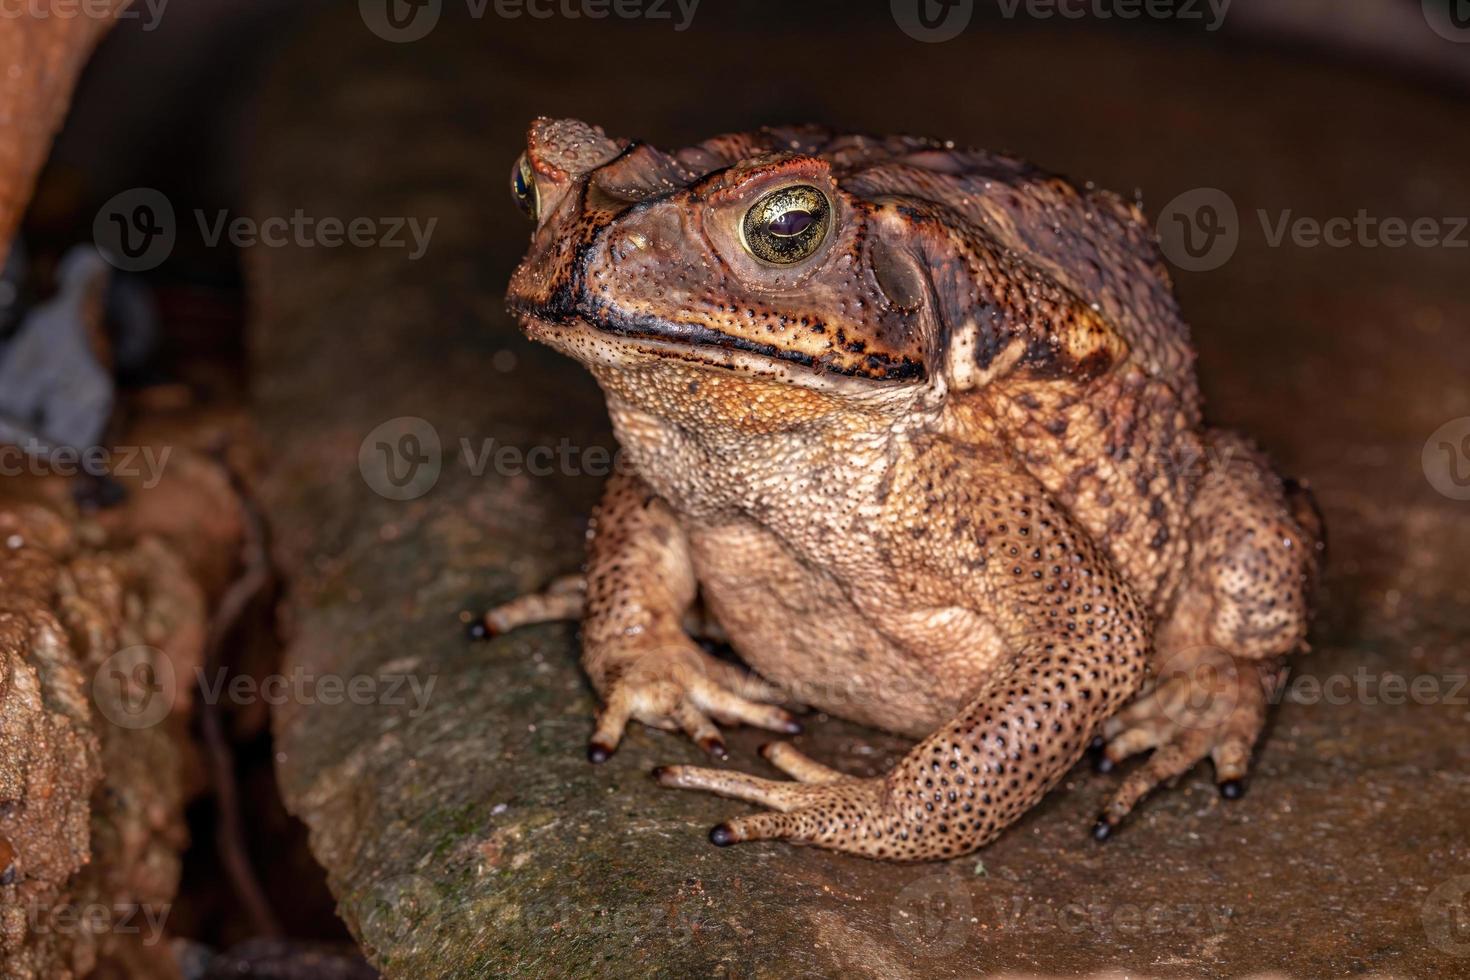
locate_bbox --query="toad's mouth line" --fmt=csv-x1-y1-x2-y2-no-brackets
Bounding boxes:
510,299,926,383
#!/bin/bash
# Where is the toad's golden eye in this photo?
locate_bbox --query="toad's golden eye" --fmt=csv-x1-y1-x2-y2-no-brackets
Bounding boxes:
510,153,538,221
741,185,831,264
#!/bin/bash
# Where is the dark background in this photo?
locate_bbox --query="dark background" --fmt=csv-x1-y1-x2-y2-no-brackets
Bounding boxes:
19,1,1468,975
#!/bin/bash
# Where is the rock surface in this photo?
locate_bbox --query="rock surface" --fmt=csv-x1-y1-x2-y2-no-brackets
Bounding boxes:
252,8,1470,977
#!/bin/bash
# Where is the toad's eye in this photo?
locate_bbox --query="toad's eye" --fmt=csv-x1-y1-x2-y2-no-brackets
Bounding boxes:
741,185,831,264
510,154,538,220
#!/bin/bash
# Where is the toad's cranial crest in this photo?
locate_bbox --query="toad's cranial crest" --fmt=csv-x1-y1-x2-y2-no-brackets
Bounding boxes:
488,117,1324,861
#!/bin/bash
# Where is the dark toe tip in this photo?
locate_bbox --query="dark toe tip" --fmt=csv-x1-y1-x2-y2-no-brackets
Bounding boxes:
757,742,777,759
709,824,736,847
587,742,613,764
1219,779,1246,800
1091,817,1113,842
699,737,728,760
649,765,668,781
1088,735,1105,752
466,619,493,641
1093,754,1116,775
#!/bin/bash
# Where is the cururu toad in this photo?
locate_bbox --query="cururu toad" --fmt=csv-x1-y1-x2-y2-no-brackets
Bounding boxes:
484,118,1323,861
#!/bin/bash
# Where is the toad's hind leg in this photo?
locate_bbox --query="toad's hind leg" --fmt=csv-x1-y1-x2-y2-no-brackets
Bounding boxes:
1094,431,1324,836
656,481,1153,861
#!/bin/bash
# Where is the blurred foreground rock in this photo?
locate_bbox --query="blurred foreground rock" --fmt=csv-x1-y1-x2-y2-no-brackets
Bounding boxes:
0,442,245,978
0,1,129,267
252,7,1470,978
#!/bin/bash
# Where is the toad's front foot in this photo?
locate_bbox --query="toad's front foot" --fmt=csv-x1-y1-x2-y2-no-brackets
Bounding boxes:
1092,647,1283,839
589,640,801,763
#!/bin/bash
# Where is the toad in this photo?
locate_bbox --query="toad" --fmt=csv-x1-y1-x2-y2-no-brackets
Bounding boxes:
485,119,1322,860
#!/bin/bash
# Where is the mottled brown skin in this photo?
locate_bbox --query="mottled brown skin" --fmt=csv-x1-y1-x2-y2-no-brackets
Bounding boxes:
488,118,1323,861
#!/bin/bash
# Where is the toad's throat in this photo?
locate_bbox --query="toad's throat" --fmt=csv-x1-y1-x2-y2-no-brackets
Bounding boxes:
514,299,926,382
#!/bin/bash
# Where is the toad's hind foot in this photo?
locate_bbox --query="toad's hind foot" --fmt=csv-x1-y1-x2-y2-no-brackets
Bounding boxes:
655,743,890,850
1091,648,1284,839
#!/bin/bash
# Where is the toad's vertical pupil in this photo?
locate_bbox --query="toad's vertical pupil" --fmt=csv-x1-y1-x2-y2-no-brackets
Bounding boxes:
511,155,537,219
